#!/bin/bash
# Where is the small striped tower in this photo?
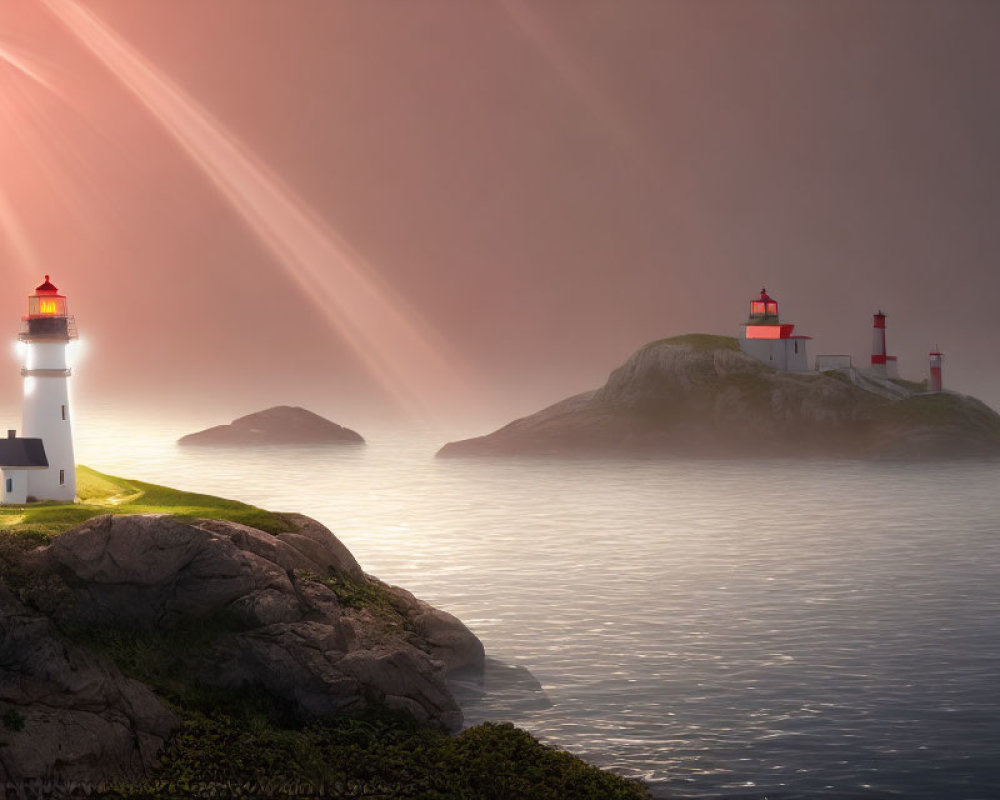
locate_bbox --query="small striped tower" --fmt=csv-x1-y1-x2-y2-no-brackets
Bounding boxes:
20,276,77,501
929,351,943,392
871,311,887,376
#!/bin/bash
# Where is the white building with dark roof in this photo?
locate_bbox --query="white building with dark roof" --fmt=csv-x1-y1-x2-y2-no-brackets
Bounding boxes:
0,431,49,505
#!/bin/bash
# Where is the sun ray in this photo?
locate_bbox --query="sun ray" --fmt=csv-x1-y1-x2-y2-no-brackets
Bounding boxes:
499,0,635,148
0,182,39,277
0,41,63,276
41,0,480,420
0,43,54,90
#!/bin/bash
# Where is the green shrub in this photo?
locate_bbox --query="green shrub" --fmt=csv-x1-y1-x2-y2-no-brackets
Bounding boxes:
113,713,650,800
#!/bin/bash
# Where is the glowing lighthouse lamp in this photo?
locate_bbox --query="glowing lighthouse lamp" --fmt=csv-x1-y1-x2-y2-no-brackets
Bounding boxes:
0,277,78,504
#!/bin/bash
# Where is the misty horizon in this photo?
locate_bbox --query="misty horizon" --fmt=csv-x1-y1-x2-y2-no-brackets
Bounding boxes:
1,0,997,430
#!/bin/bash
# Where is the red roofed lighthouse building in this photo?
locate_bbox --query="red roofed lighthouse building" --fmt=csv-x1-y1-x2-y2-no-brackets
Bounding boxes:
739,289,811,372
18,276,77,502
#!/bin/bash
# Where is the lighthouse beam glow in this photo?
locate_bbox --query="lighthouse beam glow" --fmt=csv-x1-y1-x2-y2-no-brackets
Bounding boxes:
41,0,477,419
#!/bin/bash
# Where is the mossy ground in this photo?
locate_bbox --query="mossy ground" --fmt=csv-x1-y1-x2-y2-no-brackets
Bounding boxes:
0,465,294,538
0,469,650,799
122,714,650,799
871,392,1000,434
644,333,740,352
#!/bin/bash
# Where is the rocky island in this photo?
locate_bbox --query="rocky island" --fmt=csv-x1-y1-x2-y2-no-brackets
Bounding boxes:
439,335,1000,459
0,468,646,798
178,405,364,446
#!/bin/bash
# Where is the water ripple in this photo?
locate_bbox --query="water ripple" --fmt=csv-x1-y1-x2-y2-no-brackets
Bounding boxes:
73,418,1000,800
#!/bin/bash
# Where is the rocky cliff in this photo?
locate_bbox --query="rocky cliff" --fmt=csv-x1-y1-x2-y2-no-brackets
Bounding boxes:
0,513,483,784
178,406,364,446
439,335,1000,458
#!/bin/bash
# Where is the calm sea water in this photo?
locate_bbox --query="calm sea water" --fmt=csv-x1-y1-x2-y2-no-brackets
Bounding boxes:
72,413,1000,800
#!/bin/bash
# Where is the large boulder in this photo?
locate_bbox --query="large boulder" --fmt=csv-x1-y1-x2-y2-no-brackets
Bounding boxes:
438,336,1000,458
384,584,486,672
0,584,179,783
178,406,364,446
17,513,483,759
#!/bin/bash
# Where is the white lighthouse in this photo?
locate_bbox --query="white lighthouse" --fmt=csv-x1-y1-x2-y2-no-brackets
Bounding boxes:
19,276,77,502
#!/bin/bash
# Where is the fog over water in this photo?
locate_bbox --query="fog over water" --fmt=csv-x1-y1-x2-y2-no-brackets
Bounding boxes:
62,410,1000,799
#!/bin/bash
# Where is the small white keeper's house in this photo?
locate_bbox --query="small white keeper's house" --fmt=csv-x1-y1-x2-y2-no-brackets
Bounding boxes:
0,431,49,504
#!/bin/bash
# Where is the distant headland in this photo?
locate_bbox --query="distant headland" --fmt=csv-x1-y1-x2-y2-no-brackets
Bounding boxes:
439,333,1000,459
178,405,364,446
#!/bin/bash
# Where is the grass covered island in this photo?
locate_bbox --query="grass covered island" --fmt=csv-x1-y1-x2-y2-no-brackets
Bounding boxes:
0,467,649,799
439,334,1000,459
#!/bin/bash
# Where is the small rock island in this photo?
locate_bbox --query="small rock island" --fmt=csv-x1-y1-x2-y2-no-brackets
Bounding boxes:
178,405,364,446
439,334,1000,459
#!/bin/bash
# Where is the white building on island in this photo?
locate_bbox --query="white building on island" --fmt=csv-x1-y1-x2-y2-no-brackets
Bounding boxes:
738,288,812,372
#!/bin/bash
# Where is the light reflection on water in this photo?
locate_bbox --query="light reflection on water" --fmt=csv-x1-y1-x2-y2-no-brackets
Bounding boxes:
71,413,1000,799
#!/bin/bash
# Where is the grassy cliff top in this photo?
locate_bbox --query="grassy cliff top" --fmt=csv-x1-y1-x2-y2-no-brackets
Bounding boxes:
641,333,741,352
0,465,294,538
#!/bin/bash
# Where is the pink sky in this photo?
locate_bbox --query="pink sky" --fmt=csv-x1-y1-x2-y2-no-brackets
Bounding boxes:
1,0,997,428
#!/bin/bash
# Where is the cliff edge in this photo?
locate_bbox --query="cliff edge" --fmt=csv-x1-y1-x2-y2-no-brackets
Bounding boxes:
439,335,1000,459
0,512,482,783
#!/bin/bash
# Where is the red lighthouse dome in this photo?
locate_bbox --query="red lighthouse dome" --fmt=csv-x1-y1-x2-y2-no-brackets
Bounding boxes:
35,275,59,295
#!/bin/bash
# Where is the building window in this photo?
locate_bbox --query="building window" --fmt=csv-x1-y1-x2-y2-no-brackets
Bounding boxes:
5,478,11,493
61,405,67,420
59,469,65,485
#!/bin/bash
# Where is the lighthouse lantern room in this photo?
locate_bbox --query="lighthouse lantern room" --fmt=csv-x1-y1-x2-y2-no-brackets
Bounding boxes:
739,288,811,372
17,275,77,502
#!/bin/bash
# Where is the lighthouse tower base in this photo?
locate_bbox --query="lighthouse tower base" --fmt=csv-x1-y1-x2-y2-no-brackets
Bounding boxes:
23,371,75,502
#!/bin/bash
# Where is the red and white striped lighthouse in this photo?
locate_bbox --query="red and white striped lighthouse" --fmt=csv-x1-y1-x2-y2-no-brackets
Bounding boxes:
870,311,899,378
929,351,943,392
871,311,887,373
